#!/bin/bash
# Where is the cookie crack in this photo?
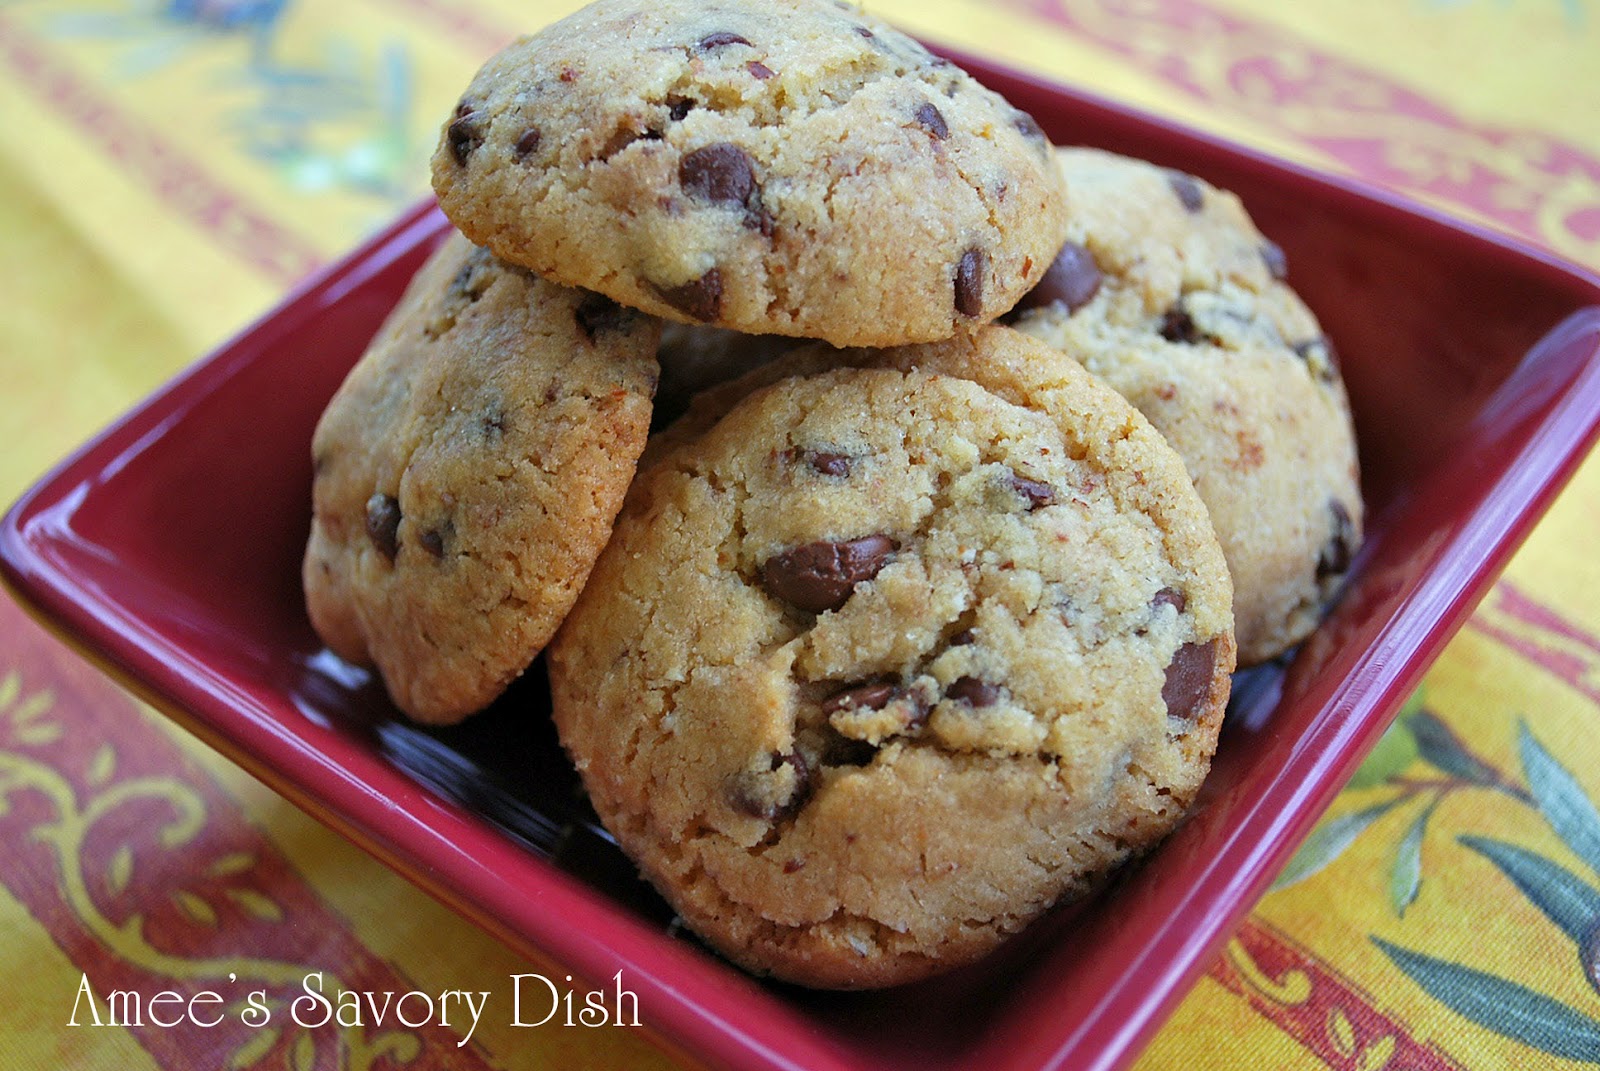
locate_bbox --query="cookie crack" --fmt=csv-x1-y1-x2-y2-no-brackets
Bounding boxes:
653,47,932,133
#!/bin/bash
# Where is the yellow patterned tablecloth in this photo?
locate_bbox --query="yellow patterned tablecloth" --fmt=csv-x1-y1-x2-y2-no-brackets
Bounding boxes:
2,2,1598,1069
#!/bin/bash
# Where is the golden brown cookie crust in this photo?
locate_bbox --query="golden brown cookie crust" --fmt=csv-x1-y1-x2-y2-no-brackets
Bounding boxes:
303,233,661,723
430,0,1066,346
1012,148,1363,663
551,358,1233,988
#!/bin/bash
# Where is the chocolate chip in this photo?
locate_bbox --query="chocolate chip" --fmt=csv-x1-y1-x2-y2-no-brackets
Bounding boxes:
822,681,898,715
600,125,657,161
954,248,986,317
729,751,812,821
667,96,695,121
1162,639,1218,720
1261,240,1287,281
773,752,812,817
654,269,723,322
448,256,487,299
697,31,751,50
575,292,631,339
1159,305,1202,344
761,534,897,613
914,102,949,140
1293,337,1341,383
822,681,933,738
747,60,774,79
1135,587,1189,637
1008,473,1056,510
447,112,484,166
1152,587,1187,615
1166,170,1205,212
854,26,875,38
949,629,976,646
365,494,401,561
481,408,507,437
948,677,999,707
729,783,766,819
513,127,542,161
1318,500,1356,580
1012,109,1047,143
1014,241,1101,315
419,527,447,559
782,749,812,791
793,448,851,477
453,99,474,119
680,143,757,207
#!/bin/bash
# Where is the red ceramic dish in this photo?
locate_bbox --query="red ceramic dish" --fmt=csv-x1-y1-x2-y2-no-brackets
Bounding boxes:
5,50,1600,1071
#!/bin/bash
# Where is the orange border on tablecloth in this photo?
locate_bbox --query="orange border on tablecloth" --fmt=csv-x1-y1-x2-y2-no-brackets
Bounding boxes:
1210,920,1465,1070
1470,581,1600,706
1001,0,1600,263
0,598,504,1071
385,0,517,58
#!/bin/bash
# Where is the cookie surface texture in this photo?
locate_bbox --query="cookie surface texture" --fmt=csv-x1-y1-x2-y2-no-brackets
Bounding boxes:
549,360,1234,988
431,0,1066,346
303,233,661,724
1012,147,1363,663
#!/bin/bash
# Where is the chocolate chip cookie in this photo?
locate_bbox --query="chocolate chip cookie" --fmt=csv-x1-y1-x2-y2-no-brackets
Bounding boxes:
1010,147,1363,663
549,358,1234,987
430,0,1066,347
303,233,661,723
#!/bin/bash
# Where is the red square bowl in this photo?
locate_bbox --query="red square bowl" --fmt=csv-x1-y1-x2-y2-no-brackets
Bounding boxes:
6,50,1600,1071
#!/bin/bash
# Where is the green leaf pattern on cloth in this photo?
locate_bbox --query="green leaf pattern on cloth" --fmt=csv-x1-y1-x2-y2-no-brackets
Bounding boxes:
1389,800,1434,917
1373,939,1600,1062
1522,720,1600,879
1278,690,1600,1064
1459,835,1600,944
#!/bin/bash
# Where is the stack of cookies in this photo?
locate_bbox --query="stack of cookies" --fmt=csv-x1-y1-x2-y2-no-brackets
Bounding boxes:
303,0,1362,989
